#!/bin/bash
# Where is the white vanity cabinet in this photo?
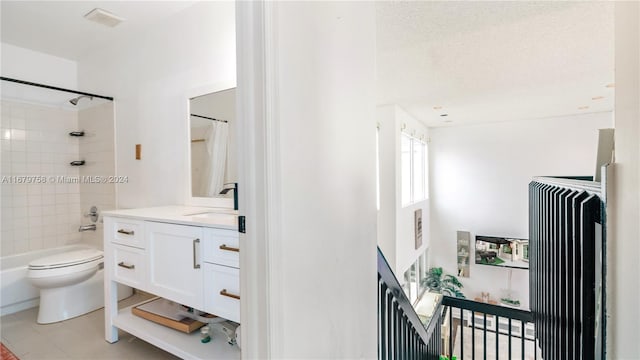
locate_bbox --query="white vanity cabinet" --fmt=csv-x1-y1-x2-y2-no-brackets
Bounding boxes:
103,207,240,359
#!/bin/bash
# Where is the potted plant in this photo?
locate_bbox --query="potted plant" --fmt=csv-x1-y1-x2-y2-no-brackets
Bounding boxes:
423,267,465,298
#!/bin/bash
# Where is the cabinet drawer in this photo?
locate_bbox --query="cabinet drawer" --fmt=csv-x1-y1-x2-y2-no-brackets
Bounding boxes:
113,245,146,288
112,219,145,248
203,263,240,323
203,228,240,268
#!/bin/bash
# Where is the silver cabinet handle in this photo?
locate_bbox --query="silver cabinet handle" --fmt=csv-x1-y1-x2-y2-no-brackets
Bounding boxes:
117,229,134,235
219,244,240,252
193,238,201,269
117,262,135,269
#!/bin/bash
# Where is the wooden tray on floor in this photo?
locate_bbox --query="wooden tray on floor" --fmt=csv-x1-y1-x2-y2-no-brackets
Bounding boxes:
131,297,208,333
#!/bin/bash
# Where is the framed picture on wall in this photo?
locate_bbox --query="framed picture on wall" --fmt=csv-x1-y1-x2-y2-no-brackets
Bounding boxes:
414,209,422,249
475,235,529,270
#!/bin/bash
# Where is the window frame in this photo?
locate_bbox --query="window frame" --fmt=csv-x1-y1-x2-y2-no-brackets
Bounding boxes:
401,132,428,207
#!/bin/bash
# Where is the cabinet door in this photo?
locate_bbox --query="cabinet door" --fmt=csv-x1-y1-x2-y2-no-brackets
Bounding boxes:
146,222,204,309
203,263,240,323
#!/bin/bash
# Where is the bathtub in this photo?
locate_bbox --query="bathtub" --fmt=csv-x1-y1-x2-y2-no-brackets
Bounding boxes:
1,244,131,317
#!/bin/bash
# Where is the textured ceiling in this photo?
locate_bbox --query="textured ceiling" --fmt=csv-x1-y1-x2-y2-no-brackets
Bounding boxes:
376,1,615,127
1,2,614,128
1,1,196,61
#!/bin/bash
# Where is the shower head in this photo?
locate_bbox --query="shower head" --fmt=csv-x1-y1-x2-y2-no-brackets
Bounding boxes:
69,95,93,106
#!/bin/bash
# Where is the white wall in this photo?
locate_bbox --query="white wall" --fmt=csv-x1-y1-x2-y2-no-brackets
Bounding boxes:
77,2,236,209
1,43,77,89
608,2,640,358
377,105,430,277
377,106,397,270
263,2,378,358
429,112,613,308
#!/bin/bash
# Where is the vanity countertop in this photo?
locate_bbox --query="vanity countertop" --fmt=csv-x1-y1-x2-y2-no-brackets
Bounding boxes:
102,205,238,230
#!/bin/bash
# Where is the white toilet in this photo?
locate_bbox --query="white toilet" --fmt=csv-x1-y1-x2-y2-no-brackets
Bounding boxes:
27,247,131,324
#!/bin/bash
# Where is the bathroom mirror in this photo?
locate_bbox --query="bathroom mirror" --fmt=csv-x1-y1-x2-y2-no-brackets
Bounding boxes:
187,87,236,208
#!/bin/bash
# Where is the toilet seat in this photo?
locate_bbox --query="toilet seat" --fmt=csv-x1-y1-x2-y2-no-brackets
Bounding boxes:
29,249,103,269
28,249,103,279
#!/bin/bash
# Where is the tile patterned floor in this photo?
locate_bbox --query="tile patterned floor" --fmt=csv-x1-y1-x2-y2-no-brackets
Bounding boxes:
0,292,180,360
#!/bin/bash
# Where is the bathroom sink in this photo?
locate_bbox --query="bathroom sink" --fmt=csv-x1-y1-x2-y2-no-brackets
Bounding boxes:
184,209,238,217
190,212,229,219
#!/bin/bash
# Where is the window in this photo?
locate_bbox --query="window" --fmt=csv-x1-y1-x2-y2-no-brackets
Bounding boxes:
417,249,429,296
403,247,430,304
402,265,415,303
401,134,412,205
413,140,425,201
503,244,512,254
401,133,428,206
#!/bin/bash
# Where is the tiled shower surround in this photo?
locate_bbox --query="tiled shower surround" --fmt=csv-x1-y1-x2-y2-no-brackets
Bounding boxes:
78,102,116,250
0,99,114,256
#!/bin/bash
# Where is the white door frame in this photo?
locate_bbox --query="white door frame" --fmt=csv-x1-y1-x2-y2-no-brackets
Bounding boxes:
236,1,281,358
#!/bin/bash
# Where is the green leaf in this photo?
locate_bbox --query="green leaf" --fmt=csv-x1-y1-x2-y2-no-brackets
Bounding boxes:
443,274,463,288
425,267,465,298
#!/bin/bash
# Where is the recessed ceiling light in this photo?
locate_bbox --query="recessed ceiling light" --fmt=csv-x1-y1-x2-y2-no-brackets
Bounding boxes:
605,83,615,88
433,106,443,110
84,8,125,28
592,96,605,100
578,106,589,110
440,114,448,117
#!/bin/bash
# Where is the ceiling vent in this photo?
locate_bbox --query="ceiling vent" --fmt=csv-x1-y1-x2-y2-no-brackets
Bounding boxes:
84,8,125,28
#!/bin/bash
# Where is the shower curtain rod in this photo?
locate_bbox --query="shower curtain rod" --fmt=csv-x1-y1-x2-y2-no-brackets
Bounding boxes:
190,113,228,123
1,76,113,101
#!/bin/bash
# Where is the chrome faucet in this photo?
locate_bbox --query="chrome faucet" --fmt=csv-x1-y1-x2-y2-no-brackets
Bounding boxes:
78,224,97,232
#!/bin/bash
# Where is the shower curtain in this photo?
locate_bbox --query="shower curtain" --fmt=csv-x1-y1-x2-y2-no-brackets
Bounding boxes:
200,121,229,197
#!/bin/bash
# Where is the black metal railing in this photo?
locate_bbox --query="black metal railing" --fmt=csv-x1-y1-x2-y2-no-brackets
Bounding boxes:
378,248,443,359
442,297,538,360
529,176,605,360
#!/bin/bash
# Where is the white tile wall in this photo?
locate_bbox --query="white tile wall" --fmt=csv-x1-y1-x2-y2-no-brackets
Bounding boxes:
1,99,104,256
78,102,115,250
